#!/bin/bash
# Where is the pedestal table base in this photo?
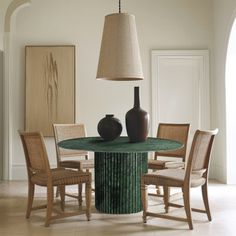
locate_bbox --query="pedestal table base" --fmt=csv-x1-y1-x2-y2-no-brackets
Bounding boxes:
95,152,148,214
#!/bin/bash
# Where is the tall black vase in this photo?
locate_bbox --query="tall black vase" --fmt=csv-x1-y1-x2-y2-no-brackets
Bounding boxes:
125,87,149,142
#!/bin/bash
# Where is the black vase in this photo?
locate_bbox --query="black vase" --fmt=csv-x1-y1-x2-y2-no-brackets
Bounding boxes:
125,87,149,142
97,114,122,141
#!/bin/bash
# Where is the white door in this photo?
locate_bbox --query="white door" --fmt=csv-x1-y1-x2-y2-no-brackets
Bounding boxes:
151,50,210,149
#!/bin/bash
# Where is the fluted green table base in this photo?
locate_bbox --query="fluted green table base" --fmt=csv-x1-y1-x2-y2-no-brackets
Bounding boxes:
95,152,148,214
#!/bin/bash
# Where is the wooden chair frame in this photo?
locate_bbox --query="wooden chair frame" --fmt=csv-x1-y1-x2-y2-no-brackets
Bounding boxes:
19,131,92,226
53,123,94,205
142,129,218,230
148,123,190,196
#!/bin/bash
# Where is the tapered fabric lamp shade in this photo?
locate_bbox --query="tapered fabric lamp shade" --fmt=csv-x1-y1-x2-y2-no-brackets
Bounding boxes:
96,13,144,81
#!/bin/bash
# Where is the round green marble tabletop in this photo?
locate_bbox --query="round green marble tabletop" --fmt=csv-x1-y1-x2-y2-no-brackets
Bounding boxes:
58,136,183,153
58,136,183,214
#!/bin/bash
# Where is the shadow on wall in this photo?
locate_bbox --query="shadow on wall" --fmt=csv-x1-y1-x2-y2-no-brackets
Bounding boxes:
0,50,3,180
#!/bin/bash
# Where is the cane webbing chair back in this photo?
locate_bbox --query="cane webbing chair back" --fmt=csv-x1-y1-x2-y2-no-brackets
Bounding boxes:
20,131,50,175
53,124,88,161
155,123,190,161
19,130,92,227
185,129,218,181
53,124,94,204
142,129,218,230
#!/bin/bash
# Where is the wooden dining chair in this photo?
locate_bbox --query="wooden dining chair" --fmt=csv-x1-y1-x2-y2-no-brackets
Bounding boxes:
19,131,92,227
141,129,218,229
53,124,94,205
148,123,190,195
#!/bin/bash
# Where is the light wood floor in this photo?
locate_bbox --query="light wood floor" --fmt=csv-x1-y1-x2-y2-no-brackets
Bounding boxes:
0,180,235,236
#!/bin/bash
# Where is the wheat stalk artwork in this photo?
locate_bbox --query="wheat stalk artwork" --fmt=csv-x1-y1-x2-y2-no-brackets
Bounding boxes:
44,52,59,123
25,45,75,136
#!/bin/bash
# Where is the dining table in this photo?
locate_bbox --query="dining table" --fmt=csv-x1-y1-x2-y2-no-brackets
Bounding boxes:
58,136,182,214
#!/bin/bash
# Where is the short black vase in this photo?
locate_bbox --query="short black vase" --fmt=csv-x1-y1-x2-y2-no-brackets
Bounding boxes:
125,87,149,142
97,114,122,141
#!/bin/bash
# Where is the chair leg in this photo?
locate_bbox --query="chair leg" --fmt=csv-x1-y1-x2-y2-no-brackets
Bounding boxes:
78,183,83,206
141,183,148,223
26,182,35,218
202,182,212,221
182,186,193,230
45,184,54,227
55,186,59,198
78,169,83,206
59,185,65,211
156,185,162,195
85,182,91,221
163,186,169,213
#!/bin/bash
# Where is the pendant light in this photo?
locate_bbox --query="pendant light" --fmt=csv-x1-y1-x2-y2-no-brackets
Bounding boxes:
96,0,144,81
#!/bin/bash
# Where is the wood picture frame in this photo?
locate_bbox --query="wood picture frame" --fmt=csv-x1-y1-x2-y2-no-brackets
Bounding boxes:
25,45,75,136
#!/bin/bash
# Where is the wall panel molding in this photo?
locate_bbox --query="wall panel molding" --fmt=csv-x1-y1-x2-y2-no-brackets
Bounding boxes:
151,49,210,167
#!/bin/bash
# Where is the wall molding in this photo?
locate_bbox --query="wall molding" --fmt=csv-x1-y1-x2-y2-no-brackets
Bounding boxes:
4,0,31,32
151,49,210,134
151,49,213,177
3,0,31,180
0,50,3,180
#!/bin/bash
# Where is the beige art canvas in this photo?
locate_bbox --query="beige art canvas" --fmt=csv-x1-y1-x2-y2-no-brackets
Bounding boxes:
25,45,75,136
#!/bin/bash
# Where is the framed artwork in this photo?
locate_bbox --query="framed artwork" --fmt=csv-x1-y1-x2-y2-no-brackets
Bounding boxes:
25,45,75,136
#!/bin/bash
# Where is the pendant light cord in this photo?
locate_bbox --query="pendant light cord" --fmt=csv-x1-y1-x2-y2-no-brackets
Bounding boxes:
119,0,121,13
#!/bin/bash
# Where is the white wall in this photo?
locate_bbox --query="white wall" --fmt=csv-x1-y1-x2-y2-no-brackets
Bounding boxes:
211,0,236,183
7,0,213,179
225,20,236,184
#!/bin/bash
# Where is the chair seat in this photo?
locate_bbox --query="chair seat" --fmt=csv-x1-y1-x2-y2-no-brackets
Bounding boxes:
60,159,94,170
148,160,185,169
143,169,206,188
31,168,91,186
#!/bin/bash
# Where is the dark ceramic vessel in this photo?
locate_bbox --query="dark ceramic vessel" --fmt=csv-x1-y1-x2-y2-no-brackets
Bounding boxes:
125,87,149,142
97,114,122,141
